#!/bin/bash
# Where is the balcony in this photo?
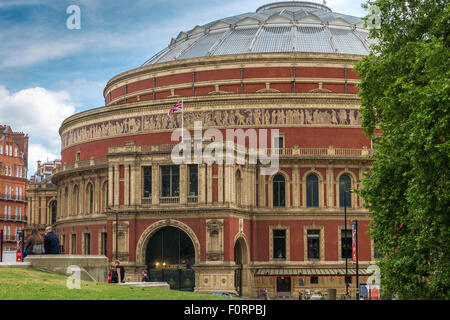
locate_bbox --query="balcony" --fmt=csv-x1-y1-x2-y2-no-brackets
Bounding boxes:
52,158,108,176
0,216,27,223
0,194,26,203
257,146,373,159
188,196,198,203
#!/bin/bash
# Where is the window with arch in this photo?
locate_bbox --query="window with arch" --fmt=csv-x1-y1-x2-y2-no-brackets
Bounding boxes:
339,174,352,207
64,187,69,217
86,183,94,214
72,185,80,215
50,200,57,224
273,174,285,207
306,173,319,207
101,181,108,212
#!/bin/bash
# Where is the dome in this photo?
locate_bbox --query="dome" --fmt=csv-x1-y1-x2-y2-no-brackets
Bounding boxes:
143,1,372,66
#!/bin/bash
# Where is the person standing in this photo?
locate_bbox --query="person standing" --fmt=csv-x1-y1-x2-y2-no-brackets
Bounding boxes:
43,226,60,254
23,228,45,258
141,270,150,282
110,260,125,284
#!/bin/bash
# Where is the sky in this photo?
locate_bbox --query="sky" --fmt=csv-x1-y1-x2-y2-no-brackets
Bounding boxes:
0,0,368,177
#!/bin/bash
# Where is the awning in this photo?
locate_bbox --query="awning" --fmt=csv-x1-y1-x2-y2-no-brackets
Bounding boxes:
254,268,372,277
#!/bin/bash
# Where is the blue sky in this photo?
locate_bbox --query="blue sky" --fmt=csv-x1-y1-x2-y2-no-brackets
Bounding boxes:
0,0,367,176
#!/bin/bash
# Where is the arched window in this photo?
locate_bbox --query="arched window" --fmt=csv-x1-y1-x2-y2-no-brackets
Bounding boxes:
306,173,319,207
339,174,352,207
102,181,108,212
73,185,80,215
273,174,285,207
50,201,57,224
86,183,94,214
64,187,69,217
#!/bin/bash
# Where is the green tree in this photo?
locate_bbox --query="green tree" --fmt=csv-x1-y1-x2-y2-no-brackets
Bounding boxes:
355,0,450,299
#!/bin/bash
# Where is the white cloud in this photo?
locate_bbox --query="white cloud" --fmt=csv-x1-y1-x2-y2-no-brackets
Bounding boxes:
50,78,105,109
0,85,75,175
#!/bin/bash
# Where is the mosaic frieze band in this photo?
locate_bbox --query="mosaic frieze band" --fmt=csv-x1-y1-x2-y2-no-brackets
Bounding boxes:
61,107,362,149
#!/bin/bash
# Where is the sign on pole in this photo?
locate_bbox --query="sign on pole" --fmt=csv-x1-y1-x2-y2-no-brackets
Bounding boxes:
16,231,23,262
352,221,358,263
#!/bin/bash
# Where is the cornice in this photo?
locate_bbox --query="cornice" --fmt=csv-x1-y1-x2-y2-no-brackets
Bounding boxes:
104,52,364,95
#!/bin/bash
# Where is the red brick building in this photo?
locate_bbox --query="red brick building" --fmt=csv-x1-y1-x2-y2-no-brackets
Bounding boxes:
48,1,381,298
0,125,28,251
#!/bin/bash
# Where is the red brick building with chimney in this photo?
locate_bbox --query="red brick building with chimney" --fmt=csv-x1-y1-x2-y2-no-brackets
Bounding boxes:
0,125,28,251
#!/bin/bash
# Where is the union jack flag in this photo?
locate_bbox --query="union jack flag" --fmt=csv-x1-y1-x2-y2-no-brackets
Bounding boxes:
168,100,183,119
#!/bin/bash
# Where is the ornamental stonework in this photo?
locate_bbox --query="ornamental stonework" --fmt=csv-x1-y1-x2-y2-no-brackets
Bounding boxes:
61,107,362,149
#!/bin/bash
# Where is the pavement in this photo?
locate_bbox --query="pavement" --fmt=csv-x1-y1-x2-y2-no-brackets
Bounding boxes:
0,261,31,268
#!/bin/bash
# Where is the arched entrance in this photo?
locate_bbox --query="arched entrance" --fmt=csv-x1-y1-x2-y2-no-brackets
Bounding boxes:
234,240,243,295
234,234,250,296
145,226,195,291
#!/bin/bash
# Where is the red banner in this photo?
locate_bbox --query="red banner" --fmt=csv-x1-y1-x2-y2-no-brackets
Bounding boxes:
352,221,357,263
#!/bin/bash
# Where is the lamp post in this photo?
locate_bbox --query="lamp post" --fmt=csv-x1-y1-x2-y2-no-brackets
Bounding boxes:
106,205,118,260
344,189,353,298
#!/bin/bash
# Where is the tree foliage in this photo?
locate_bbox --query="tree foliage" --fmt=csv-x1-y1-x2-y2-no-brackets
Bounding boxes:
355,0,449,299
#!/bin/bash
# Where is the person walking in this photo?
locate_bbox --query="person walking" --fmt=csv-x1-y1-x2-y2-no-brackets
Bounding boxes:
43,226,60,254
23,228,45,258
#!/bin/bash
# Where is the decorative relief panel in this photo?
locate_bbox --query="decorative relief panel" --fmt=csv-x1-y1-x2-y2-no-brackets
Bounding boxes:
113,221,129,262
62,108,361,149
206,219,224,262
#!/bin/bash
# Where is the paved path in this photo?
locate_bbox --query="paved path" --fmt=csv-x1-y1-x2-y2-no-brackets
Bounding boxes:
0,262,31,268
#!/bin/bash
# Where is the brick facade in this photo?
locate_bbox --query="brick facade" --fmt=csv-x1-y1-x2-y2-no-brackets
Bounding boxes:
0,125,28,251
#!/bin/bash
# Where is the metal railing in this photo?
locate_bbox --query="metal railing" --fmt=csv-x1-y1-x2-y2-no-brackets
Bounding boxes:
0,216,26,222
0,194,26,202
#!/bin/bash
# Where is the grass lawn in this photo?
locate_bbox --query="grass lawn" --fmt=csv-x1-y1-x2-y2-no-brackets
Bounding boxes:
0,268,240,300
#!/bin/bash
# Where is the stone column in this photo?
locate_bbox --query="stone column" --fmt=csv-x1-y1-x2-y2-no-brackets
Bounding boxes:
198,164,206,204
248,165,256,207
80,178,85,215
180,164,188,205
114,164,120,208
130,163,137,206
293,165,300,207
258,172,266,207
108,165,114,208
124,164,130,206
95,175,100,213
326,165,334,208
152,164,160,205
207,165,213,204
224,165,234,204
218,164,224,203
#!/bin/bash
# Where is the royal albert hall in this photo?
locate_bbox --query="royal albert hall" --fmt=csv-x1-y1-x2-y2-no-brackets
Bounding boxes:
51,1,379,298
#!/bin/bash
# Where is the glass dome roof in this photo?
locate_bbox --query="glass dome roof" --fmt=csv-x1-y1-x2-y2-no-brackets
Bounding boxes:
143,1,372,66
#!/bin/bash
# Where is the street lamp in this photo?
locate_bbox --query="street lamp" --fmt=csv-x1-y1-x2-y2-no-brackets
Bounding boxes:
106,205,118,260
344,189,354,298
